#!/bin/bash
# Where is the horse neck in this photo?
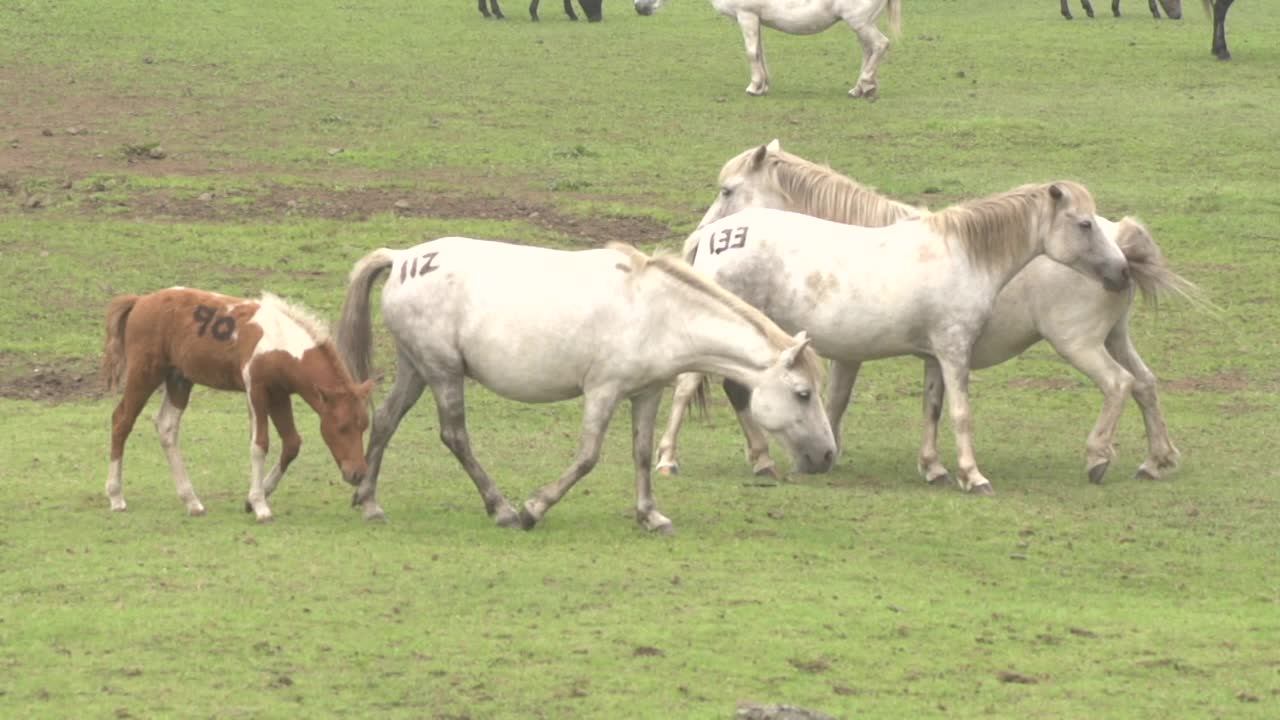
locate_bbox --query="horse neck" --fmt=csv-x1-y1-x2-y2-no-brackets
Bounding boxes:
273,343,348,412
934,199,1049,296
779,160,919,227
642,275,778,387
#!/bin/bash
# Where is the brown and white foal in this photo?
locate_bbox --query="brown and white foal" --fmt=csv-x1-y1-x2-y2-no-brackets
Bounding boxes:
102,288,372,521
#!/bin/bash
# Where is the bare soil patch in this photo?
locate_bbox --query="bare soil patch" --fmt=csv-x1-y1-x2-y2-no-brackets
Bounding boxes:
0,354,103,404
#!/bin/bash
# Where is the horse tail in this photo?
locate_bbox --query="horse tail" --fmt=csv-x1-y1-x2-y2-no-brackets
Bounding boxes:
101,294,139,393
336,248,396,383
886,0,902,39
1115,218,1214,313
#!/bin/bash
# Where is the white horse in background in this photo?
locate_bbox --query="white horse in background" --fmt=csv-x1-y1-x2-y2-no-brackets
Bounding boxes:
659,141,1202,487
335,238,835,533
677,181,1130,495
634,0,902,100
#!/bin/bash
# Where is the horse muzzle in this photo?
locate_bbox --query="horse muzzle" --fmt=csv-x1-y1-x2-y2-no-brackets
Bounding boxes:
1101,265,1131,293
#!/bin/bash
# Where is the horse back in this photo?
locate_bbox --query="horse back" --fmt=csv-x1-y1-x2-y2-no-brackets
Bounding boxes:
127,287,262,391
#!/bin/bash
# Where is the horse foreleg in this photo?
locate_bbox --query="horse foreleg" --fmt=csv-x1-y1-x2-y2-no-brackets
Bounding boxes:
357,354,427,521
724,378,777,478
1112,0,1123,17
562,0,579,21
529,0,540,21
848,23,889,100
630,388,672,533
1105,322,1179,480
735,13,770,96
1147,0,1160,17
154,372,205,516
917,358,952,486
825,360,862,463
1212,0,1235,60
1052,340,1134,484
484,0,506,20
261,391,301,499
520,388,622,529
655,372,702,475
107,365,165,512
1082,0,1096,17
935,357,992,494
244,385,275,522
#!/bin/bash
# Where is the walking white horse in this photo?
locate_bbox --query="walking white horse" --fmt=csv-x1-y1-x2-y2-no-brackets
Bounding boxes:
335,238,835,532
657,141,1201,484
634,0,902,100
677,181,1130,494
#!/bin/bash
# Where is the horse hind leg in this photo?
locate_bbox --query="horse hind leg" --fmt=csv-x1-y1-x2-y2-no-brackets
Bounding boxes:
107,363,166,511
563,0,579,21
355,351,427,521
1112,0,1122,17
431,375,521,528
1105,323,1179,479
482,0,505,20
655,372,703,476
917,359,952,486
848,23,889,100
825,360,863,463
1083,0,1096,17
734,13,770,96
154,371,206,515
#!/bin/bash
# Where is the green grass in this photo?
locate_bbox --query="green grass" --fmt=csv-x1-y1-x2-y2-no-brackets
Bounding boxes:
2,1,1278,718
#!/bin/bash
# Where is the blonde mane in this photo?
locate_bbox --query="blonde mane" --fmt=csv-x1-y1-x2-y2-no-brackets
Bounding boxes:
722,146,924,227
924,180,1096,274
259,292,332,344
607,243,825,383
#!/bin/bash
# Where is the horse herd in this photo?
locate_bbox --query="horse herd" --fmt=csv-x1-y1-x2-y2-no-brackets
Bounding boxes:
478,0,1242,102
101,141,1202,532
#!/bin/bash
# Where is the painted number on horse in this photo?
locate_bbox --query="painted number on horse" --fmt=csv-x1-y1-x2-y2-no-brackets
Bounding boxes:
400,252,441,282
707,226,749,255
193,305,236,341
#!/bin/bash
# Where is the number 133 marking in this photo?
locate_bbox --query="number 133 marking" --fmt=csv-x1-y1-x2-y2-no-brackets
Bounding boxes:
707,226,749,255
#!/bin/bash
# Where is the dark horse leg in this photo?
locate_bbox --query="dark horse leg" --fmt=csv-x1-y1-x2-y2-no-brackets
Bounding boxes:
1111,0,1122,16
578,0,603,21
479,0,505,20
1062,0,1095,19
560,0,579,20
1212,0,1236,60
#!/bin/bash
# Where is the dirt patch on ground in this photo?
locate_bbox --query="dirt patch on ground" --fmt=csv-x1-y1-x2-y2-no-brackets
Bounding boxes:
1163,370,1275,393
1006,377,1081,391
0,354,104,404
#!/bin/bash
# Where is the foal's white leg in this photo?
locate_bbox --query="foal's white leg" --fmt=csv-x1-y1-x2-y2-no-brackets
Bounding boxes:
355,353,428,521
655,372,702,476
520,387,622,529
1049,339,1134,483
244,386,275,522
154,376,205,516
825,360,863,462
735,13,770,96
431,374,522,528
916,359,953,486
724,378,778,478
935,358,993,494
1105,322,1180,479
631,388,673,534
847,22,889,100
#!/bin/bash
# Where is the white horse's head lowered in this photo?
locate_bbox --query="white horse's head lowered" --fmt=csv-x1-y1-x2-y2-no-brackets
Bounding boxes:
1040,183,1130,292
747,329,835,474
633,0,665,16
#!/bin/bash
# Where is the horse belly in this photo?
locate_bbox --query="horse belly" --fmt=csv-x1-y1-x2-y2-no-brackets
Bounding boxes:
719,1,839,34
460,334,589,404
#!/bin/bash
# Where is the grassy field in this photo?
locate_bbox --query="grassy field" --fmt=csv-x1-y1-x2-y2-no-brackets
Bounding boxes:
2,1,1278,717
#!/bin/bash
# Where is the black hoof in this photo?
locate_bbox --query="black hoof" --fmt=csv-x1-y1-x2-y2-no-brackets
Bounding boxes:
244,500,253,514
1134,467,1157,481
970,483,995,496
517,508,538,531
927,471,951,486
1088,462,1110,484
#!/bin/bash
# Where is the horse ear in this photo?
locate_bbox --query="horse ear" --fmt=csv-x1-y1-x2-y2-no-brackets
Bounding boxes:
751,143,769,169
766,138,781,153
780,330,812,368
1048,184,1065,203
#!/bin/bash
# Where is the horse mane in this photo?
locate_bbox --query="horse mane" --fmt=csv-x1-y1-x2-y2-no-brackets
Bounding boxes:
722,146,924,227
924,180,1096,274
607,242,825,383
259,292,331,344
1112,217,1212,312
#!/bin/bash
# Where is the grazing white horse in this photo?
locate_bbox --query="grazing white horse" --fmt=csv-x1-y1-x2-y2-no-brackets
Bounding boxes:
657,141,1201,484
634,0,902,100
680,182,1130,494
335,238,835,532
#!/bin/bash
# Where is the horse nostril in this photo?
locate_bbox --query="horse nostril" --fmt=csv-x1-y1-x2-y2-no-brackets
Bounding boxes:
823,450,834,464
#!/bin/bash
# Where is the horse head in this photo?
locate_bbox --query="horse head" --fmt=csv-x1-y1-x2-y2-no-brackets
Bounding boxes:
749,331,836,474
634,0,665,16
316,378,375,486
1043,183,1130,292
698,139,787,229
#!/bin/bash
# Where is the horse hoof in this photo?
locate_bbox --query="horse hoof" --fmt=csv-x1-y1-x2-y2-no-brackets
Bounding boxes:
363,507,387,522
256,513,274,524
969,483,995,496
244,500,254,514
753,465,780,480
926,471,951,486
1088,462,1110,484
656,463,679,476
493,506,522,529
517,506,540,531
1134,467,1158,481
187,505,207,517
109,500,127,512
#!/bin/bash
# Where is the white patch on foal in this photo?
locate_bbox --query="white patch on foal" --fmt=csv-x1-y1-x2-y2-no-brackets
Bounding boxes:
248,293,327,361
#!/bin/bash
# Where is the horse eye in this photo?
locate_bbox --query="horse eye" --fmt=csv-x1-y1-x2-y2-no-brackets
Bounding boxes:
1078,219,1093,230
720,187,733,197
795,389,812,402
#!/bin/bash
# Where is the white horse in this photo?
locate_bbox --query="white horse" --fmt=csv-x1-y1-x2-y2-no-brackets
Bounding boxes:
634,0,902,100
335,238,835,532
657,141,1201,484
676,181,1131,494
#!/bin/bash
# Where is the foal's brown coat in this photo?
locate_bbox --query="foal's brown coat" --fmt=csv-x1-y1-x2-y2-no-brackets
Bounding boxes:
102,287,372,520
